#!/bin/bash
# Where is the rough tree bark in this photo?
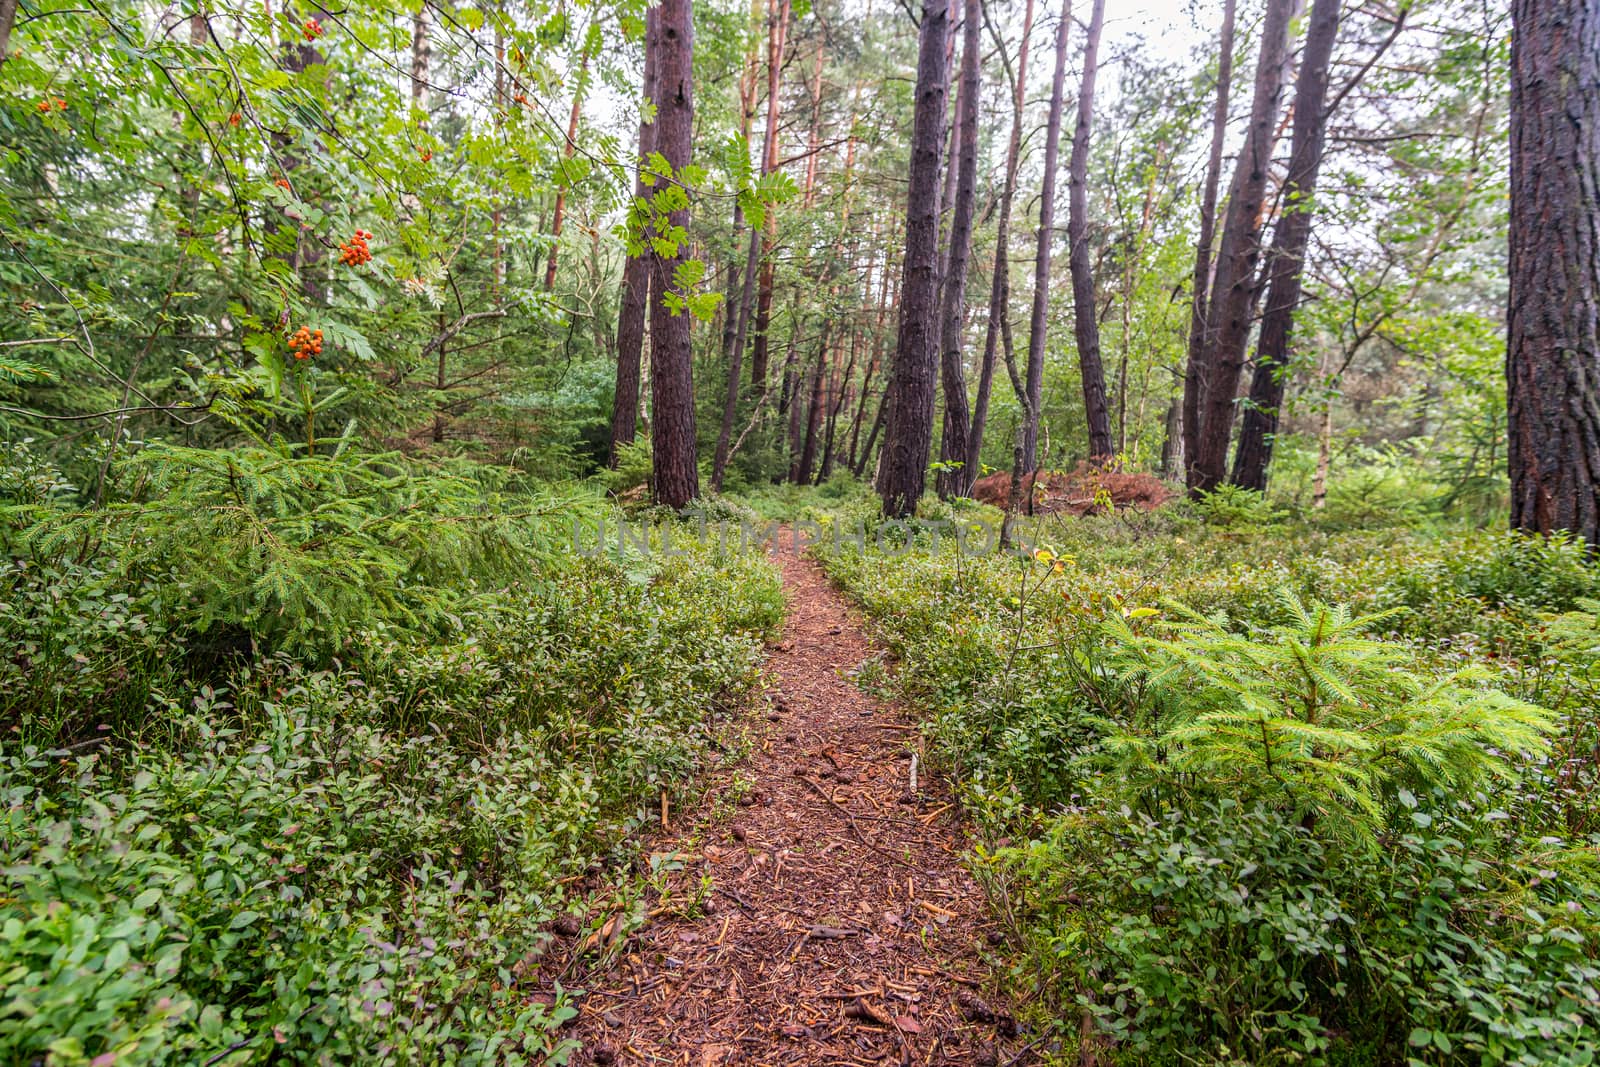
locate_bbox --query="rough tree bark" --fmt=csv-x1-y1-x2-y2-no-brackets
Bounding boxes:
609,7,658,468
1180,0,1237,474
1021,1,1072,472
648,0,700,507
1067,0,1112,460
934,0,982,499
965,0,1033,495
1229,0,1341,492
1187,0,1296,494
0,0,17,65
1508,0,1600,545
877,0,952,517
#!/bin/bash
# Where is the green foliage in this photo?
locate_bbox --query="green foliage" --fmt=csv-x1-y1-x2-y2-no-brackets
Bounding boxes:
7,445,566,662
1187,485,1290,529
818,512,1600,1065
0,502,782,1066
1100,594,1554,844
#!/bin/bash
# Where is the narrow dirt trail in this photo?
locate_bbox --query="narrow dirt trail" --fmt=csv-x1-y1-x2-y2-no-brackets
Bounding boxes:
567,544,1030,1066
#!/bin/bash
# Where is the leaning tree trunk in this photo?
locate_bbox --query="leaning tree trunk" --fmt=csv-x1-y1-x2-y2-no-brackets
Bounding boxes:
1230,0,1340,492
1020,0,1072,472
934,0,982,499
877,0,952,517
1508,0,1600,545
1067,0,1113,460
609,7,658,468
1180,0,1236,474
965,0,1033,494
1187,0,1296,495
648,0,699,507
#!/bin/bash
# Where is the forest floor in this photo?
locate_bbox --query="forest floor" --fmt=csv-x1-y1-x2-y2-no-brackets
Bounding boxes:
565,540,1033,1066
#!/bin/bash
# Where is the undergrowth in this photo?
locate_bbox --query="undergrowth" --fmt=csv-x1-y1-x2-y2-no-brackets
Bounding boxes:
814,499,1600,1066
0,447,784,1066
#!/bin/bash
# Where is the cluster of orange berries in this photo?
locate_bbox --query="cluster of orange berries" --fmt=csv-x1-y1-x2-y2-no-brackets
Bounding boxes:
274,177,292,190
288,326,324,360
228,111,242,127
303,18,323,40
338,229,373,267
418,148,433,162
36,98,67,113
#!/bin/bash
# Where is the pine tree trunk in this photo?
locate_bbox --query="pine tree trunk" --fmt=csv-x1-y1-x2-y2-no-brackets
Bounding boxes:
648,0,700,507
1021,1,1072,472
877,0,951,517
748,0,792,391
934,0,982,499
1509,0,1600,545
1187,0,1296,494
1230,0,1340,493
1067,0,1113,461
1180,0,1236,479
965,0,1033,494
609,7,658,468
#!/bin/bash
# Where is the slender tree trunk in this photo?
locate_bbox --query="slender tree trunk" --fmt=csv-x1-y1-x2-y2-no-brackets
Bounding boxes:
797,333,827,483
1312,398,1333,508
1230,0,1340,492
544,52,593,291
749,0,792,391
1180,0,1236,477
1160,392,1183,478
720,12,762,363
648,0,699,507
821,330,854,481
965,0,1033,494
878,0,951,517
609,8,658,467
1067,0,1113,460
1187,0,1297,494
856,387,889,478
934,0,982,499
411,7,430,108
1508,0,1600,545
1021,1,1072,472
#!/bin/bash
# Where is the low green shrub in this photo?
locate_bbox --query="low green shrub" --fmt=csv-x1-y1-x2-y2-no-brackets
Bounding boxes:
0,467,783,1066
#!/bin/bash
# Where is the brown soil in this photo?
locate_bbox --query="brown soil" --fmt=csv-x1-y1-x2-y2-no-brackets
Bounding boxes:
971,462,1173,516
563,543,1032,1066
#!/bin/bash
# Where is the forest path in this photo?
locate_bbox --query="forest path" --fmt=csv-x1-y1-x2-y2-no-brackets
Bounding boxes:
566,539,1031,1066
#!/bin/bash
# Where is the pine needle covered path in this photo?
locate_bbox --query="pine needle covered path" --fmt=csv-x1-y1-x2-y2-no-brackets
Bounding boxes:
567,539,1031,1066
